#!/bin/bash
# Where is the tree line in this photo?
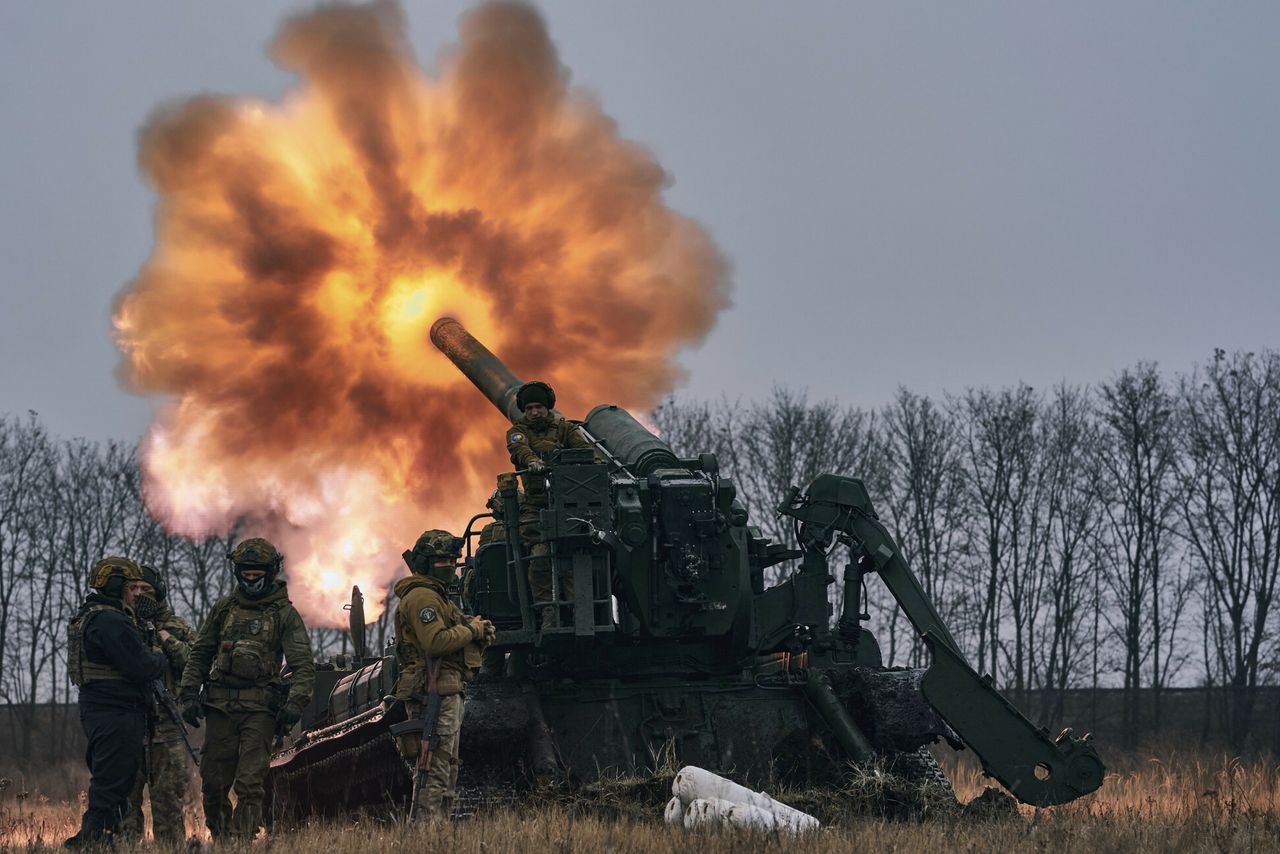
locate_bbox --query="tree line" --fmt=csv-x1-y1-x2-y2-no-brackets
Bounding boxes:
0,415,380,762
1,348,1278,760
654,349,1280,753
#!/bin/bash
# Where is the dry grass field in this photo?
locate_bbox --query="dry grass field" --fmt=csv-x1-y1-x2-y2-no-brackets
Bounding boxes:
3,748,1277,853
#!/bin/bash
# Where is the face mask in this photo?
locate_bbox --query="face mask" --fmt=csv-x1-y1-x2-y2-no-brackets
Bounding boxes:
236,569,269,597
134,593,162,621
430,559,457,584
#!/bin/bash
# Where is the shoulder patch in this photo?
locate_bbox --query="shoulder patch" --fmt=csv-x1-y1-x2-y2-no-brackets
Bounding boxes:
509,432,525,443
419,607,438,624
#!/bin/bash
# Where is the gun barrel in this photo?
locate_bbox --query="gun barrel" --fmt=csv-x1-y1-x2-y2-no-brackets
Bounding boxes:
584,404,680,477
430,317,526,423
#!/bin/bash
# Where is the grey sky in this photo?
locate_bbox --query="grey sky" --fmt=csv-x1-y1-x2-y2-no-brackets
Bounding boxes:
2,1,1277,443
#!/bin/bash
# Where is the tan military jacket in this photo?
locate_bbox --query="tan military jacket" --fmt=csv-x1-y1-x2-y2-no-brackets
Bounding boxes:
506,415,590,506
393,575,485,698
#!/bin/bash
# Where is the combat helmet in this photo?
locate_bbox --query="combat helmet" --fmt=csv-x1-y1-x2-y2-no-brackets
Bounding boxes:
89,556,142,599
228,537,283,599
402,529,462,583
516,381,555,412
139,564,168,602
485,489,504,520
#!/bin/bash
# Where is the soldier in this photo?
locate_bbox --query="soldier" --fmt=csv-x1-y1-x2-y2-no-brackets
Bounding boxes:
177,538,315,840
504,381,591,626
65,557,168,849
393,530,493,821
122,565,194,843
476,490,508,547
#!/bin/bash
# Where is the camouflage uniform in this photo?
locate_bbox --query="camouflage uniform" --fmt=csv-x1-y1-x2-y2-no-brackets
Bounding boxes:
393,531,490,821
178,539,314,840
506,413,591,607
123,604,194,842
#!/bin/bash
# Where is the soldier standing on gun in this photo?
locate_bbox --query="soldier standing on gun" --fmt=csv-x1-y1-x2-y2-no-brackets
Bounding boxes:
393,530,493,822
177,538,315,840
476,490,509,547
122,565,194,843
65,557,167,849
505,381,591,627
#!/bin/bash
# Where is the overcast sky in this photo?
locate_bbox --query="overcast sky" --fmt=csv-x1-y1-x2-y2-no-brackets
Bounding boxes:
2,1,1277,443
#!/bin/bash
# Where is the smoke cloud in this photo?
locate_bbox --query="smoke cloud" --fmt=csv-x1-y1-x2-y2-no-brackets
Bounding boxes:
114,0,730,624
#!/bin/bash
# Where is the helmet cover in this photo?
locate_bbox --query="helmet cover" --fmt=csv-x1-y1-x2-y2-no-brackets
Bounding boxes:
90,556,143,591
402,529,462,582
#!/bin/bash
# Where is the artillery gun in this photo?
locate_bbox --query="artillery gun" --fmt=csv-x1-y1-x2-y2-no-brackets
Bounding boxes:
266,318,1104,819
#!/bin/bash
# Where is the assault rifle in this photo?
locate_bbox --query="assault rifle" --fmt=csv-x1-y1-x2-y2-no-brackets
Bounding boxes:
270,681,294,749
388,659,443,821
152,679,201,765
138,617,200,765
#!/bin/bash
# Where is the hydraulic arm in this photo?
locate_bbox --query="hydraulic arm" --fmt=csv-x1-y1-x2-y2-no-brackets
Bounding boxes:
780,475,1106,806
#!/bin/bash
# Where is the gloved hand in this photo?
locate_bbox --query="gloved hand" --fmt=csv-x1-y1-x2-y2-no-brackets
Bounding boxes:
181,699,204,728
276,701,304,729
468,615,491,642
527,459,546,473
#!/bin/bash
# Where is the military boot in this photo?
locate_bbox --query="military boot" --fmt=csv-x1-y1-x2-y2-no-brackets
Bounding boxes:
64,809,111,849
229,802,262,840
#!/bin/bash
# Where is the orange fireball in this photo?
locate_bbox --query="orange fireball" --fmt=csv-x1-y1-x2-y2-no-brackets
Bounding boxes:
112,0,729,625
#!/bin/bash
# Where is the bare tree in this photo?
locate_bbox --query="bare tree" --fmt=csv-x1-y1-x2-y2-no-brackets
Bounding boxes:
0,414,59,757
733,388,885,560
955,384,1041,690
168,532,238,632
0,419,243,760
1095,364,1192,747
655,389,885,583
0,414,51,710
1177,350,1280,750
877,388,968,667
1036,385,1104,728
652,396,730,460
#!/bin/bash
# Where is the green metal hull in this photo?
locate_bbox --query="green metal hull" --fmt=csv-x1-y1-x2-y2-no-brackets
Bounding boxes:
266,658,951,821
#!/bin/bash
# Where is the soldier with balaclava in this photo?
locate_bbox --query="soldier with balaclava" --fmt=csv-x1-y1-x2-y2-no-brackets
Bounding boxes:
65,557,168,848
393,530,493,821
121,564,195,843
504,381,591,626
177,537,315,840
